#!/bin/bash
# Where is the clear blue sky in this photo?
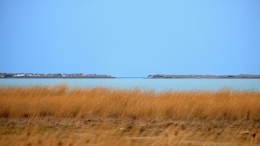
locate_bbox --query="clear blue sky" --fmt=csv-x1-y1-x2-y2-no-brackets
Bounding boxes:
1,0,260,77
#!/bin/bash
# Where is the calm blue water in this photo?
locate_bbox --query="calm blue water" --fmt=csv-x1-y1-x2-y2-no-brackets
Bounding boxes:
0,78,260,91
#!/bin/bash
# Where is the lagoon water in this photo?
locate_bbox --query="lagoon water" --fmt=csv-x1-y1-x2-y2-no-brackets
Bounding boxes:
1,78,260,91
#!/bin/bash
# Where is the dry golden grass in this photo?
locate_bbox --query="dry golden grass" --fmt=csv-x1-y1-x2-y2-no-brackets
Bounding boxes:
0,84,260,145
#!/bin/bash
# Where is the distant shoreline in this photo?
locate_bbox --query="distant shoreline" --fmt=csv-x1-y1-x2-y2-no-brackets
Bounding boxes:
147,74,260,79
1,73,260,79
0,73,115,78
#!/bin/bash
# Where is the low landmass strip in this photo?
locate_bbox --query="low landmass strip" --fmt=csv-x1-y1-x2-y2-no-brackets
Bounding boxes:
0,73,114,78
1,73,260,78
148,74,260,79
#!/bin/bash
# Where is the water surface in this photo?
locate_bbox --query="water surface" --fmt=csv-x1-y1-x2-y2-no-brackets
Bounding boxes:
1,78,260,91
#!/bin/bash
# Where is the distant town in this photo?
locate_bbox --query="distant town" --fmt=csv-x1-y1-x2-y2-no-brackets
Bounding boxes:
1,73,260,79
0,73,114,78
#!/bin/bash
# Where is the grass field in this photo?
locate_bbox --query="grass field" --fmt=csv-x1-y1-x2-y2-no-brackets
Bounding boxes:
0,85,260,145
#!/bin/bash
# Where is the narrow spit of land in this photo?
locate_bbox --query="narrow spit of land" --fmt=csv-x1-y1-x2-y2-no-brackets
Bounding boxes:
148,74,260,78
0,85,260,146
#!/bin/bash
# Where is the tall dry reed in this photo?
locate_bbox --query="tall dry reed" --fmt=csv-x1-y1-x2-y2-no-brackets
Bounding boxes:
0,84,260,120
